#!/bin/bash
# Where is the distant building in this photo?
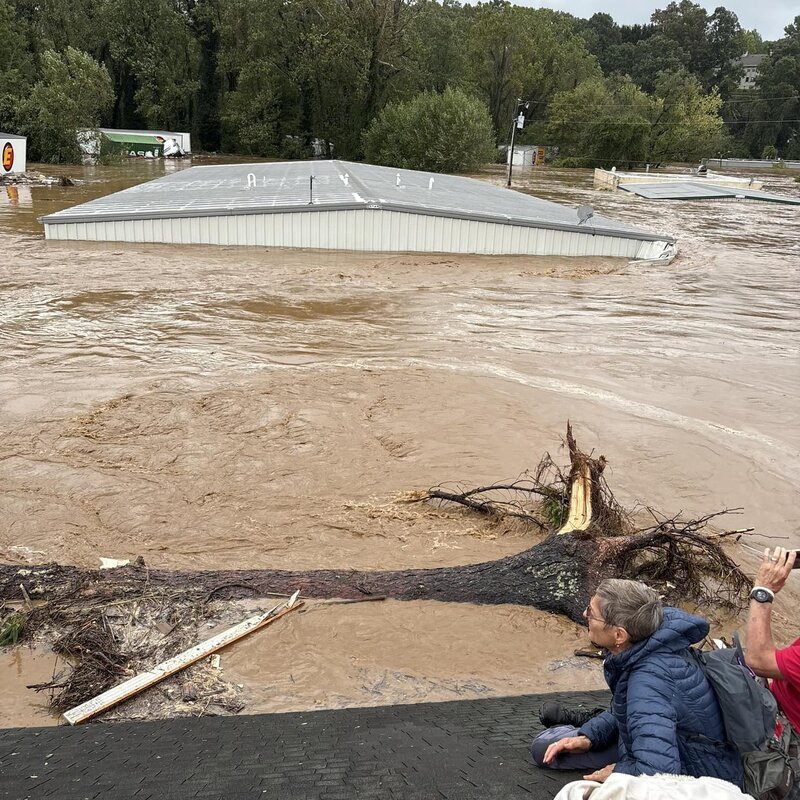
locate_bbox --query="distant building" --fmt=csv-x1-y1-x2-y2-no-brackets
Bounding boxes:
78,128,191,159
505,145,546,167
736,54,766,89
1,132,27,175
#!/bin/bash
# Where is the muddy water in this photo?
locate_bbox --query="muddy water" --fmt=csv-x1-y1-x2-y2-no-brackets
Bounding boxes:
1,159,798,726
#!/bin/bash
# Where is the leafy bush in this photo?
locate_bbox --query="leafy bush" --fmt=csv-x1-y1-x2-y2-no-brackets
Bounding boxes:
363,87,495,173
17,47,113,163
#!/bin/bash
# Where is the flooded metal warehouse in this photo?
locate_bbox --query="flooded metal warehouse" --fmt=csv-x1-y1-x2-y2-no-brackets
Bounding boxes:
40,160,676,261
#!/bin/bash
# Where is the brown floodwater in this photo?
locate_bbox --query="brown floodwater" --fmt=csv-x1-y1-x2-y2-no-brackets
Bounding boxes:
1,158,798,727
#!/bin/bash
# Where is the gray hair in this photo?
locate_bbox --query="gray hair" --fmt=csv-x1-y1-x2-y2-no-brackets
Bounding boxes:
594,579,663,642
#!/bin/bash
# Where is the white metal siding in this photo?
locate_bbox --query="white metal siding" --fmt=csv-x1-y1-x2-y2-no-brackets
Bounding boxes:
1,136,26,175
44,208,656,258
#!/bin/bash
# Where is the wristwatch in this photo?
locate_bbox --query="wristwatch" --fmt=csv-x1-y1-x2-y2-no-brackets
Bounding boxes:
750,586,775,603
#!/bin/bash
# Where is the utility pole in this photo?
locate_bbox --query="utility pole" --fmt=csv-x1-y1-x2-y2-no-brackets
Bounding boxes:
506,99,529,187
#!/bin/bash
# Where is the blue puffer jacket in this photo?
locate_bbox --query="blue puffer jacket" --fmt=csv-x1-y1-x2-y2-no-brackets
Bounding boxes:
579,607,743,785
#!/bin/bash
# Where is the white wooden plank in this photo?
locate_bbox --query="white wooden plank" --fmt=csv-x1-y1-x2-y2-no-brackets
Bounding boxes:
63,590,301,725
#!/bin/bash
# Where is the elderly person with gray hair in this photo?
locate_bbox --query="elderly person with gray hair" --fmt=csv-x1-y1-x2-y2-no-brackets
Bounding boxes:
531,579,743,787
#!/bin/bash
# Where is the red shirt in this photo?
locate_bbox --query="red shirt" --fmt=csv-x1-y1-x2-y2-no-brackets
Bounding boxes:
772,636,800,731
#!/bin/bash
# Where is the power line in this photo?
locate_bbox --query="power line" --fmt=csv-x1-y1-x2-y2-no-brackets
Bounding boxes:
723,95,799,104
548,119,800,125
524,95,798,112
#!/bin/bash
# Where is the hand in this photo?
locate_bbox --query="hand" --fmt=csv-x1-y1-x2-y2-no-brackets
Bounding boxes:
754,547,796,594
543,735,592,765
584,764,615,782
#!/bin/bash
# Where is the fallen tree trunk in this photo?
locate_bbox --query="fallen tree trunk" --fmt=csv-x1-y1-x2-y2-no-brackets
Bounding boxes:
1,519,749,626
0,426,751,627
2,532,597,622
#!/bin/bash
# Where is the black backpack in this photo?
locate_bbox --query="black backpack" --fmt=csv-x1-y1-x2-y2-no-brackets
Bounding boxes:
689,635,777,755
689,634,798,800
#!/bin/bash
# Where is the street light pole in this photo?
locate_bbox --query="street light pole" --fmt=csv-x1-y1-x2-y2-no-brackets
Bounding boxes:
506,99,529,188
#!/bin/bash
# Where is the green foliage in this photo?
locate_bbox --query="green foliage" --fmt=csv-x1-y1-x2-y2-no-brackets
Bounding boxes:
0,611,25,646
100,0,199,130
0,0,34,132
647,70,729,162
761,144,778,159
467,5,599,138
548,76,650,167
741,17,800,157
363,87,495,172
542,494,567,530
651,1,744,94
17,47,113,163
220,61,283,156
741,29,765,54
547,71,727,168
603,34,689,94
0,0,795,163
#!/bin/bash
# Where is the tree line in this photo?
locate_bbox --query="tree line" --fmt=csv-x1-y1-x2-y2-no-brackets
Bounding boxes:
0,0,798,169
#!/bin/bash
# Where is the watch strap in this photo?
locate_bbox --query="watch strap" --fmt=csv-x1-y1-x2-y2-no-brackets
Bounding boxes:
750,586,775,602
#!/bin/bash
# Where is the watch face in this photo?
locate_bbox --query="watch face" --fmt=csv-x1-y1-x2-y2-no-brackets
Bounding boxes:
751,589,772,603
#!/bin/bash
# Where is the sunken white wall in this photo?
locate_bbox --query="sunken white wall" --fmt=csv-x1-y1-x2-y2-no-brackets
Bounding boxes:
43,208,658,259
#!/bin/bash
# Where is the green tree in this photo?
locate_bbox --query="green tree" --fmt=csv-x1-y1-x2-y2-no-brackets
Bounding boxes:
215,0,299,155
576,12,622,74
467,4,599,139
0,0,34,132
402,0,471,95
11,0,106,56
605,34,689,93
546,71,727,167
216,0,421,159
546,76,651,167
362,86,495,172
17,46,113,162
741,29,765,55
100,0,199,130
219,60,283,156
646,70,728,162
651,1,744,94
743,16,800,157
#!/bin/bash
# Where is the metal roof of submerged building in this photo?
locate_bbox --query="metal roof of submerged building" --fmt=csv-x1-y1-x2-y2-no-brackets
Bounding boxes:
40,160,676,260
619,181,800,204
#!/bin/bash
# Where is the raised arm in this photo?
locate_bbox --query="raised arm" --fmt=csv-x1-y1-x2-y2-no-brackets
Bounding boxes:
746,547,796,680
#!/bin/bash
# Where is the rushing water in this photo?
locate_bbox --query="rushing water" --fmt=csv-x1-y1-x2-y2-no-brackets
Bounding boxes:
1,158,798,726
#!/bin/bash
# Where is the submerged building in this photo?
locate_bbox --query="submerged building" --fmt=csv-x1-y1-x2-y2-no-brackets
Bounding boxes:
594,167,763,191
40,161,676,261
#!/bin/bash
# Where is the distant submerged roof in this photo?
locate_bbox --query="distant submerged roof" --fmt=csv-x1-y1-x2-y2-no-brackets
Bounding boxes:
39,160,676,261
619,181,800,205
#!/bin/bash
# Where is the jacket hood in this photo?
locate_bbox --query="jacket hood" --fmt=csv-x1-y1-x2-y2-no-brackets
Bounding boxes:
604,607,709,688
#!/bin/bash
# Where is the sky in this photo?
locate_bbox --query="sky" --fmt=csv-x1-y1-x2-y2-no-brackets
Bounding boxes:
521,1,796,42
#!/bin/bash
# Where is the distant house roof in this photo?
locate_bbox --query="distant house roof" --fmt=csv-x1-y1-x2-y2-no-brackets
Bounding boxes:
738,53,766,67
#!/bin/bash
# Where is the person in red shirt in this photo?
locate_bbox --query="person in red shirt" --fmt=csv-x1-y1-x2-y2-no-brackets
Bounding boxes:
745,546,800,731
